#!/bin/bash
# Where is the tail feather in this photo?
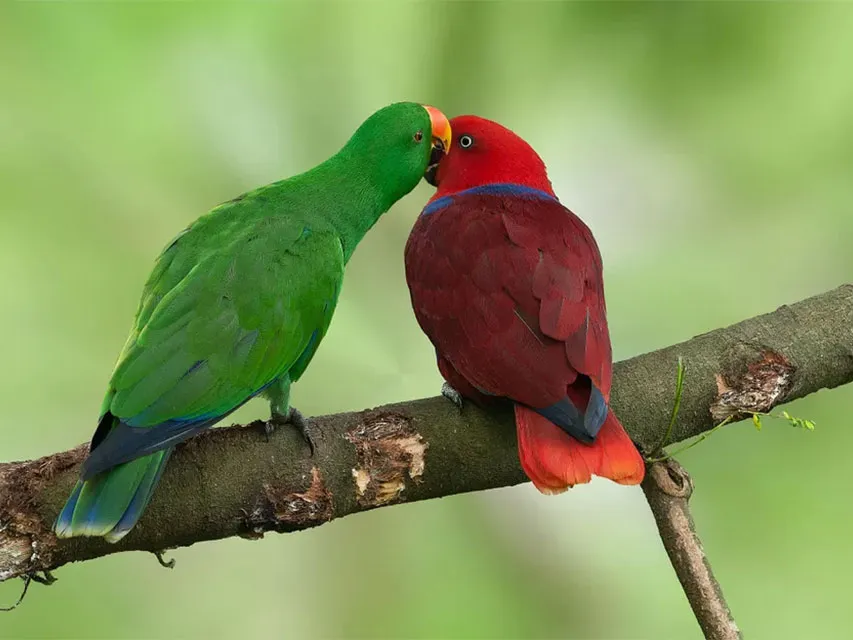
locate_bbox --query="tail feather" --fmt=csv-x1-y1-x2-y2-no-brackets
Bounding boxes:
54,448,172,543
515,404,644,493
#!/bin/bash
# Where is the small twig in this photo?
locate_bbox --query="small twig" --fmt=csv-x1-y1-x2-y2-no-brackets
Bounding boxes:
0,569,55,612
153,550,176,569
650,407,816,463
648,416,734,463
0,574,32,612
642,459,742,640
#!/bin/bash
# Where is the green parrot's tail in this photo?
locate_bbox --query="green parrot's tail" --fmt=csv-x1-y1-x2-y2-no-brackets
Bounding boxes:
54,448,172,543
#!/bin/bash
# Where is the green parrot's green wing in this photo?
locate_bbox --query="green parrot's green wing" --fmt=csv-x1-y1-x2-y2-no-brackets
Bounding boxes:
81,213,343,479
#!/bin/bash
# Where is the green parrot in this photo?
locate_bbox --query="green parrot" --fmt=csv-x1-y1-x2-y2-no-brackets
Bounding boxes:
55,102,452,542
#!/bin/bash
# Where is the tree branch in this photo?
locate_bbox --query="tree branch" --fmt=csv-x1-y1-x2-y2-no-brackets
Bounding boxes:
643,459,742,640
2,284,852,584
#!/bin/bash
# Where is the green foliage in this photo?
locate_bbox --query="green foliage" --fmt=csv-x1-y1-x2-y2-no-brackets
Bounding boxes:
750,409,816,433
655,408,817,463
781,410,817,431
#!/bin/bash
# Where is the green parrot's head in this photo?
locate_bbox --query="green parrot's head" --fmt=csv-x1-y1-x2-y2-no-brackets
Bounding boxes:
344,102,451,204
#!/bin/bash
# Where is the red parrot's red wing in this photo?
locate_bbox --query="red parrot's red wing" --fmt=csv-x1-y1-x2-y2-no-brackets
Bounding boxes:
405,192,611,405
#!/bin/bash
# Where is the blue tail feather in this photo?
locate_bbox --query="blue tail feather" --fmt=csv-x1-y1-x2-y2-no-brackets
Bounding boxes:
55,480,84,536
54,448,172,543
109,448,173,542
534,382,609,444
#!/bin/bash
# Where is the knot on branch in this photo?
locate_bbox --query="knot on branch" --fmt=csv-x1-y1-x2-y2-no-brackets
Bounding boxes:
647,459,694,499
346,412,427,507
239,467,333,538
711,350,794,422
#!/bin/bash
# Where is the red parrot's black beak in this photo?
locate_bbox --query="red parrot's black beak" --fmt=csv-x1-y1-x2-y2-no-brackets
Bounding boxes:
422,105,451,188
424,138,446,187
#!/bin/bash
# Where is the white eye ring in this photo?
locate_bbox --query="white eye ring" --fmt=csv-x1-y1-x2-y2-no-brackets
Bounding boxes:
459,135,474,149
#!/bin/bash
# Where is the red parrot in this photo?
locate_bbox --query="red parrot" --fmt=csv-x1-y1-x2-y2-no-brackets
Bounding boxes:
405,115,645,493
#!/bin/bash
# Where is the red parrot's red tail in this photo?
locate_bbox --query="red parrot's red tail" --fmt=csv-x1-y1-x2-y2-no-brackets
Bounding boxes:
514,405,645,494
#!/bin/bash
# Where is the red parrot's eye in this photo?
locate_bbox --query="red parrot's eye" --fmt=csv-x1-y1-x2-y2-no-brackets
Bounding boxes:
414,131,424,142
459,134,474,149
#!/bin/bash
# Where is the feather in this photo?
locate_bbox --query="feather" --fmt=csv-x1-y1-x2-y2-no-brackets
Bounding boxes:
515,405,644,492
57,449,171,542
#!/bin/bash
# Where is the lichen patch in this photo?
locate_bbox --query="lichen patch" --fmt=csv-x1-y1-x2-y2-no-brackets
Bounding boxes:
710,350,795,422
346,412,428,508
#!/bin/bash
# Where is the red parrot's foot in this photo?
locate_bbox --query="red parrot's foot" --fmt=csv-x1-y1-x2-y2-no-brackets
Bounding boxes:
436,355,497,407
441,382,464,410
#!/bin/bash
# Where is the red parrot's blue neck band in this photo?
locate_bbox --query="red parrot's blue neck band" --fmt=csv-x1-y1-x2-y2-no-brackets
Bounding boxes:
422,183,558,216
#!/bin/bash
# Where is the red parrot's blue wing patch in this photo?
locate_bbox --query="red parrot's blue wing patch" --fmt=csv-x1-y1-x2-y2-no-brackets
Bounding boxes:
421,183,558,216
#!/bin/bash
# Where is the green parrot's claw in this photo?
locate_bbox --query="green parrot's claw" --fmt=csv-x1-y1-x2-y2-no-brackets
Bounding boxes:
441,382,464,410
288,407,317,457
270,407,316,456
262,419,276,442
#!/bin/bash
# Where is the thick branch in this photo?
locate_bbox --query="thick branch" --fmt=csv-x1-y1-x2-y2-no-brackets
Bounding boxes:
2,284,852,582
643,460,741,640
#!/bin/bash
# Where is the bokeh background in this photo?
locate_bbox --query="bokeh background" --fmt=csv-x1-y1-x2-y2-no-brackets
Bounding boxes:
2,2,852,638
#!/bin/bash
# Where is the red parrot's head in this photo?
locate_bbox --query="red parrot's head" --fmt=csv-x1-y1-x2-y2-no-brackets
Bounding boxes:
424,115,556,200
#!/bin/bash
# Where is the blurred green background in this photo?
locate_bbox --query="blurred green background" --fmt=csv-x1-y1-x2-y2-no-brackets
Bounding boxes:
2,2,852,638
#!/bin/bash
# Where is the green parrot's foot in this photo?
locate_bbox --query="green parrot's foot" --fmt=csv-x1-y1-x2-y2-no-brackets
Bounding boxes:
270,407,316,456
441,382,464,410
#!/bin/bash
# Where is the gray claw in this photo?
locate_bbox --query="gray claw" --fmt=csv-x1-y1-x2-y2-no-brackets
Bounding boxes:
270,407,316,456
262,416,281,442
441,382,464,410
288,407,317,456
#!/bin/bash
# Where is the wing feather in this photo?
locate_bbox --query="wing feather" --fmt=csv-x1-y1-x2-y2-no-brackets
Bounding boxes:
405,192,612,412
85,215,343,476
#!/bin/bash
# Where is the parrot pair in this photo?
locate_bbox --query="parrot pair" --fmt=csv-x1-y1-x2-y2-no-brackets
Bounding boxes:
55,103,642,544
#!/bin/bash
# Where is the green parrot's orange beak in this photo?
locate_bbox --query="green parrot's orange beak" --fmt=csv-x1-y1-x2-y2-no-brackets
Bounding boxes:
423,105,451,186
424,105,451,154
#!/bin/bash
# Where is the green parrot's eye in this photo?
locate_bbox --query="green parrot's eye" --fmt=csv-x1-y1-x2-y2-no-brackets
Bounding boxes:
414,130,424,143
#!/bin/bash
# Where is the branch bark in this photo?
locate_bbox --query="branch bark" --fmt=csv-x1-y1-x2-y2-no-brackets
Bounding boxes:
2,284,852,584
643,459,742,640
